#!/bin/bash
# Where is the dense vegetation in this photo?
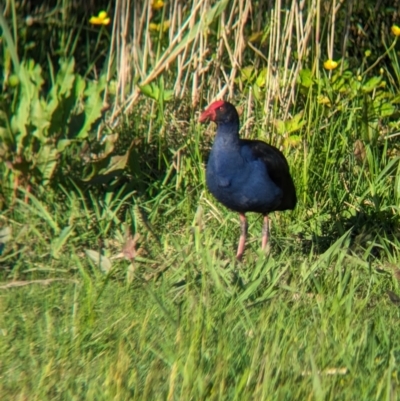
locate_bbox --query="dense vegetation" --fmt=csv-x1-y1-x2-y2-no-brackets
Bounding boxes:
1,0,400,399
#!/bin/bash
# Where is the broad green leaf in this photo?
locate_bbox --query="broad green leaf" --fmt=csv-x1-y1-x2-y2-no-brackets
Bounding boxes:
36,145,59,182
285,134,302,147
252,83,263,102
362,76,382,92
332,77,346,92
241,66,255,82
48,74,83,136
256,68,268,87
76,78,106,139
31,97,50,137
140,83,159,100
298,69,313,88
31,63,45,89
391,95,400,104
163,89,174,101
74,75,86,97
274,119,286,135
45,87,60,121
57,139,73,152
56,58,76,97
286,112,306,133
11,107,28,148
373,100,395,118
274,113,305,135
99,153,129,176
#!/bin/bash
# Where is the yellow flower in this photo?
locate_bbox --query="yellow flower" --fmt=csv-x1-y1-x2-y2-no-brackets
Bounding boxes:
89,11,110,25
149,20,170,32
149,23,159,31
323,59,338,70
364,50,371,57
391,25,400,36
357,75,362,81
152,0,165,10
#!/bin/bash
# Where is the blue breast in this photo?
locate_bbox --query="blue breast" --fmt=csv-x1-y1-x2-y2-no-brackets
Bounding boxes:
206,139,282,214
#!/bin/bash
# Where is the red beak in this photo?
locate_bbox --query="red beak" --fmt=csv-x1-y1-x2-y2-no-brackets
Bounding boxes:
199,109,213,123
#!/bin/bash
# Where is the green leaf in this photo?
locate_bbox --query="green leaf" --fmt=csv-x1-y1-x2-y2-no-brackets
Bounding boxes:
274,119,286,135
373,100,395,118
56,58,76,97
252,83,263,102
48,74,83,137
285,134,302,147
36,145,59,182
57,139,73,152
100,153,129,175
391,95,400,104
75,78,106,139
31,97,50,137
30,63,45,89
255,68,268,88
286,112,306,134
163,89,174,101
139,83,159,100
362,76,382,92
74,75,86,97
241,66,255,82
274,112,305,135
298,69,313,88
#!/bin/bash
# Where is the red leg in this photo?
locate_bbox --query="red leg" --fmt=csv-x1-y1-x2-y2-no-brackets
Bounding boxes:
236,213,248,260
262,215,269,250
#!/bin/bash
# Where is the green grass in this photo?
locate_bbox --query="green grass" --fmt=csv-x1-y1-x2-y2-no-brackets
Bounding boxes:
0,230,400,400
2,0,400,399
1,94,400,399
1,141,400,399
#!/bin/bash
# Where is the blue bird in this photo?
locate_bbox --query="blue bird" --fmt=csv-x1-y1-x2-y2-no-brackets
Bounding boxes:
199,100,296,260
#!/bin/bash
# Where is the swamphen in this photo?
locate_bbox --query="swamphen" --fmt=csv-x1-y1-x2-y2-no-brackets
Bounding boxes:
199,100,296,260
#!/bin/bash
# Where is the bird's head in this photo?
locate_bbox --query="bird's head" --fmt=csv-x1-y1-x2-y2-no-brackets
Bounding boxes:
199,101,239,125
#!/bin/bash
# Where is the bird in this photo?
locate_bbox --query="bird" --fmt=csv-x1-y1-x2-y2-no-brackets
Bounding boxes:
199,100,296,260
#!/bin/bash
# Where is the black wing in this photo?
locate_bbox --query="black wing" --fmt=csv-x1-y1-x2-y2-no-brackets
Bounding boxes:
241,139,297,211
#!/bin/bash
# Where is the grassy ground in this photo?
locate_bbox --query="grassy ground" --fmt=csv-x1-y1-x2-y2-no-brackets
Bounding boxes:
1,103,400,399
2,0,400,399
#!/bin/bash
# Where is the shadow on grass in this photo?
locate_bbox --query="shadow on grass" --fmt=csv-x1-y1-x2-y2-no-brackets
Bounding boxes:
301,207,400,257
